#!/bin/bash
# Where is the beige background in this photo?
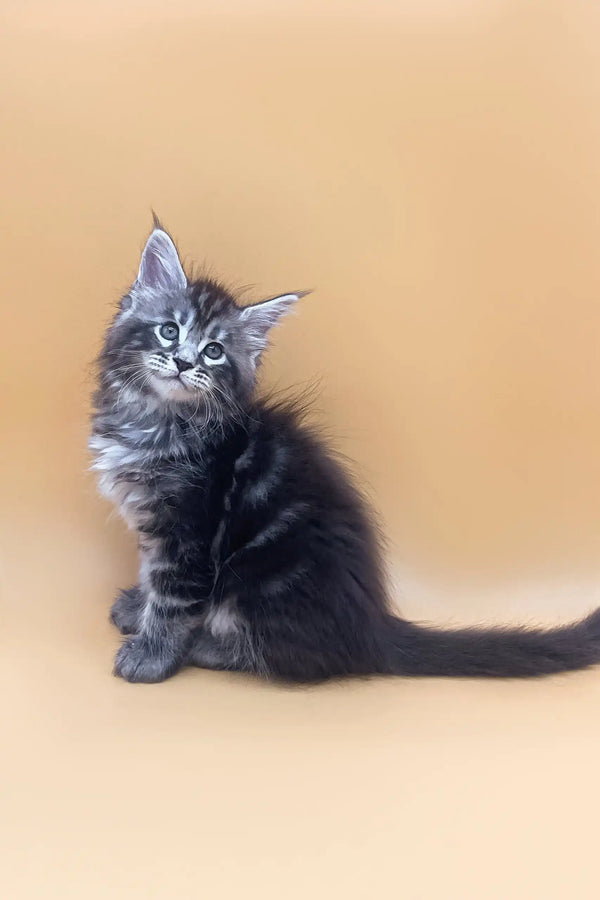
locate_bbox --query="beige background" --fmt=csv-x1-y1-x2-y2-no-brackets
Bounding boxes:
2,1,600,897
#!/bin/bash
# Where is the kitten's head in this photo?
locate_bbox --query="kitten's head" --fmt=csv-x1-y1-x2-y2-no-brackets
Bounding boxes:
99,224,305,414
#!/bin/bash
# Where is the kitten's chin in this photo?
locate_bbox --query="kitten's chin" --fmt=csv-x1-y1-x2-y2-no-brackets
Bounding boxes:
150,375,196,403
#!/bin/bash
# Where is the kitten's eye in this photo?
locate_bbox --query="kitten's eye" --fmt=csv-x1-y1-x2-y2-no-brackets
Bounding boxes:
203,342,224,360
159,322,179,341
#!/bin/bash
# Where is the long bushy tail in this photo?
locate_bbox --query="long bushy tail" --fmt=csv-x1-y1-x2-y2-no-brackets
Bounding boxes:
383,608,600,678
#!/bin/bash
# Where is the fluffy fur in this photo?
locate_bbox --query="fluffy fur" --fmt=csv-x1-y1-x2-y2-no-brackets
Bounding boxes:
90,223,600,683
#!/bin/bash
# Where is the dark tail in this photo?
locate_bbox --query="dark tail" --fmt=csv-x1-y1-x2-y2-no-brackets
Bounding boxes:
383,608,600,678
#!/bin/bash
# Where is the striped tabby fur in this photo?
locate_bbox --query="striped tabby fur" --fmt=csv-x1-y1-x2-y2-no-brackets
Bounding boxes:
90,223,600,683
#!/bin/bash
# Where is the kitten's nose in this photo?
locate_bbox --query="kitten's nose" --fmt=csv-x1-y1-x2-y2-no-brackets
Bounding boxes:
174,358,194,373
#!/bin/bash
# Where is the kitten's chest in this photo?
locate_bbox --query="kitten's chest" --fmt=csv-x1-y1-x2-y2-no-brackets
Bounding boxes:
90,415,233,539
90,432,160,529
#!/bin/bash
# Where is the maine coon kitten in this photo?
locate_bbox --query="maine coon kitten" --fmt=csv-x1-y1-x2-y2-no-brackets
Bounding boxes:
90,223,600,683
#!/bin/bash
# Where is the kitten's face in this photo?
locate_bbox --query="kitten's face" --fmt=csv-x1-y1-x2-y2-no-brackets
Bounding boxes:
99,227,302,414
108,282,262,408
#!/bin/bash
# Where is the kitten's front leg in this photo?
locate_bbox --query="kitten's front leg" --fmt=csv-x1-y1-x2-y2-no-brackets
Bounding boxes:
114,634,180,683
113,591,201,684
110,585,144,634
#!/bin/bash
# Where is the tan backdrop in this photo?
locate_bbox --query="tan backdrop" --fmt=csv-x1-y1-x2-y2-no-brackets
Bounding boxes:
2,2,600,898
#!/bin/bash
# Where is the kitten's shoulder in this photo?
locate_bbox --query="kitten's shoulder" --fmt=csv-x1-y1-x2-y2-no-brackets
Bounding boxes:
250,390,321,445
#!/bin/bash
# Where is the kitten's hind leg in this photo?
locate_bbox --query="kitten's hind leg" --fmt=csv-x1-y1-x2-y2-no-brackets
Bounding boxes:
110,586,144,635
187,629,247,673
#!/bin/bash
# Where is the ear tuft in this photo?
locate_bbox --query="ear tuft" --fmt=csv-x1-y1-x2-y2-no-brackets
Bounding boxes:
239,291,309,357
135,227,187,293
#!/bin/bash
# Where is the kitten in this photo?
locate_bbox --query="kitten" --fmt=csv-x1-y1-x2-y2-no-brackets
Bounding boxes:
90,222,600,683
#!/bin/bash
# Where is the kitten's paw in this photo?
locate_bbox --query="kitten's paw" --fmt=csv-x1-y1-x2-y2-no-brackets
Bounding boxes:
113,637,180,683
110,586,143,635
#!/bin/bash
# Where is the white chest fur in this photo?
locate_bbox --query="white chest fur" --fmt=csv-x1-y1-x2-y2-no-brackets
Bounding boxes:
89,434,154,529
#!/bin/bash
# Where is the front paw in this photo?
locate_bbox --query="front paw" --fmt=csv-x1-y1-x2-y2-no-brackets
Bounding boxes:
113,637,180,684
110,586,143,635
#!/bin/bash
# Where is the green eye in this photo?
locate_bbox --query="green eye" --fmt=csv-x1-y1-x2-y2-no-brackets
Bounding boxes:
159,322,179,341
203,342,224,360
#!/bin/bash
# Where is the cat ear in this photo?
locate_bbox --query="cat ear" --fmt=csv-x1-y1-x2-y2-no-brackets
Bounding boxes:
135,227,187,293
239,292,309,355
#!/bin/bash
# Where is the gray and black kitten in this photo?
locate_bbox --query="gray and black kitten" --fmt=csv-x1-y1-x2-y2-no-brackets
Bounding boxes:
90,223,600,683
